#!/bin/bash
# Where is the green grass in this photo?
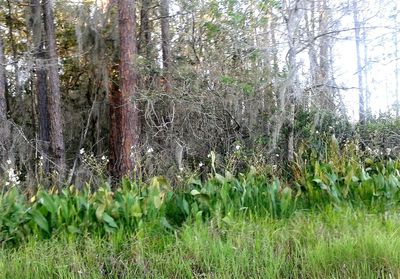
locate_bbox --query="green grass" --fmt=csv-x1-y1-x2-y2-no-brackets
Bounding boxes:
1,207,400,278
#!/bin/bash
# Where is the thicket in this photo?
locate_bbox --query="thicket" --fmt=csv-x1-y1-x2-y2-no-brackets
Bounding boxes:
2,132,400,247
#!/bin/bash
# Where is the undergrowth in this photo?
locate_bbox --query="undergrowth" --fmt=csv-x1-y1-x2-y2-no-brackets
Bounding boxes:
1,137,400,246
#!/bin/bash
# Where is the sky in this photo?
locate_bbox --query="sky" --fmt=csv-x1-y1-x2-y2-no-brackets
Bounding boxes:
333,0,398,120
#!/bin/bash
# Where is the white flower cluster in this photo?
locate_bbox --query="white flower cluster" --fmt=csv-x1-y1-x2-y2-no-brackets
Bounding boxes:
4,159,20,186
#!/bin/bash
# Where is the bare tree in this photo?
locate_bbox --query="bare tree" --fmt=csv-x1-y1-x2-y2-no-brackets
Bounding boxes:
352,0,365,124
109,0,140,181
284,0,303,161
395,3,399,118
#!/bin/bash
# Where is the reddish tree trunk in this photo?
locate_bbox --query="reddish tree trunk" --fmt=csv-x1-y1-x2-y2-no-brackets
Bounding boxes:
42,0,66,178
109,0,140,182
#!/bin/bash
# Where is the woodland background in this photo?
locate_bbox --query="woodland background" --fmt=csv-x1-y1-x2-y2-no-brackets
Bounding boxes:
0,0,399,188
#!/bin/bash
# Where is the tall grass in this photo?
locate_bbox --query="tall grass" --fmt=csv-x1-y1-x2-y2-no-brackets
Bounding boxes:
1,208,400,278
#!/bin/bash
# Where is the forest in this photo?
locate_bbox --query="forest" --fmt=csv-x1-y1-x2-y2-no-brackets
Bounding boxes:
1,0,400,277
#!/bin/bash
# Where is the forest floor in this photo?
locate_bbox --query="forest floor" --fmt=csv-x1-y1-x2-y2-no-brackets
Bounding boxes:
1,206,400,278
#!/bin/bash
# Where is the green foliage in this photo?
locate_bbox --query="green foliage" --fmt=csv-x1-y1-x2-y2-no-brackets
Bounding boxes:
3,142,400,247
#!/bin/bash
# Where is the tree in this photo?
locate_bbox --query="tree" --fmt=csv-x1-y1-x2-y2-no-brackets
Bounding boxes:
42,0,66,178
31,0,50,173
139,0,152,59
353,0,365,124
109,0,140,181
394,3,399,118
0,35,9,148
284,0,303,161
160,0,172,93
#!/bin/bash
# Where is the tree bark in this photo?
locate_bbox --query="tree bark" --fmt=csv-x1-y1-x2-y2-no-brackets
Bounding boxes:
0,35,10,160
139,0,155,88
139,0,152,58
160,0,172,93
31,0,50,173
285,0,302,162
0,37,7,122
0,38,6,120
109,0,140,182
42,0,66,178
6,0,22,101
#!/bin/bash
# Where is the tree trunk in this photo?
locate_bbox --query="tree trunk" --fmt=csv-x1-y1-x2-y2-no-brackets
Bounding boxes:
6,0,22,101
42,0,66,178
109,0,140,182
352,0,365,124
0,36,10,160
362,26,370,117
31,0,50,173
285,0,302,162
160,0,172,93
0,38,6,119
395,3,399,118
139,0,155,88
139,0,152,58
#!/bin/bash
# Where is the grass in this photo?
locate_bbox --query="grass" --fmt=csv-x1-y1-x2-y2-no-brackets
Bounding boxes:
1,206,400,278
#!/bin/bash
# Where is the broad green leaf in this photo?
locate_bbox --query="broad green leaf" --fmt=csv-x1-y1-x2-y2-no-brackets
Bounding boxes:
182,198,189,215
131,201,142,218
153,193,165,209
103,213,118,228
96,204,106,221
39,193,57,214
160,217,174,231
190,189,201,196
32,210,49,233
67,225,81,234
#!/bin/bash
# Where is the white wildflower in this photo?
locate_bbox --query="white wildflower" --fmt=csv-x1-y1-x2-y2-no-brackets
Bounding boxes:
386,148,391,155
276,154,280,157
80,148,85,155
6,167,20,185
315,130,319,134
235,145,240,151
101,155,107,161
6,159,11,165
198,162,204,167
147,147,154,154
